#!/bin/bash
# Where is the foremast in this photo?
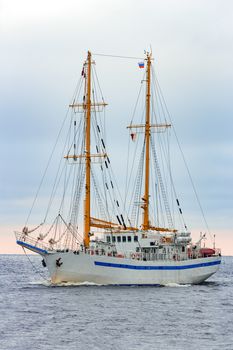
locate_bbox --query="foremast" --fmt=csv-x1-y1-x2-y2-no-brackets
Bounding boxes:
68,51,138,247
84,51,92,248
67,51,98,248
82,52,118,246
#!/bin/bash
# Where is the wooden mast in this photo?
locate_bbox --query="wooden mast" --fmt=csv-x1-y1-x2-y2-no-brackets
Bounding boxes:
84,51,92,247
142,52,151,230
127,52,174,232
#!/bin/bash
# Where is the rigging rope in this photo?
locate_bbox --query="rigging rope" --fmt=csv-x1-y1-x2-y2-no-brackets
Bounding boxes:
151,137,173,228
25,76,83,226
22,247,48,282
151,69,187,231
154,75,213,240
93,53,144,60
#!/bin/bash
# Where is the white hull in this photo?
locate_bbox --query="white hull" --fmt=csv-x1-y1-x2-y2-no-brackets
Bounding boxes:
44,252,221,285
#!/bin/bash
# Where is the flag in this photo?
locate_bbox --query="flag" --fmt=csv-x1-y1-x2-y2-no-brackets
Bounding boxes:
138,62,144,69
130,133,137,141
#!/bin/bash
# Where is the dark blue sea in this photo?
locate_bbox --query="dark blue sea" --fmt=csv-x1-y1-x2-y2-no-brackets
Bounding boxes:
0,255,232,350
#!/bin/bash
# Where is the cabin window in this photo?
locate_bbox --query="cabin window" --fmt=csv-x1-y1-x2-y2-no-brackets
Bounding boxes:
112,236,116,243
127,236,132,242
122,236,126,242
134,236,138,242
182,246,185,252
117,236,121,242
106,236,111,243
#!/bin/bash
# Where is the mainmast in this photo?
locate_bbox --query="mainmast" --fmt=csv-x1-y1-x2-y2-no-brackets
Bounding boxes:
127,52,173,232
84,51,92,247
142,52,151,230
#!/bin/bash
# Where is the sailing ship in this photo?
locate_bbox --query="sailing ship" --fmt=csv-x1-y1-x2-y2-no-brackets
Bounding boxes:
15,51,221,285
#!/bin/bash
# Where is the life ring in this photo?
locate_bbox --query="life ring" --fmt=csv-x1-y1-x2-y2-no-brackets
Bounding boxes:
131,253,136,259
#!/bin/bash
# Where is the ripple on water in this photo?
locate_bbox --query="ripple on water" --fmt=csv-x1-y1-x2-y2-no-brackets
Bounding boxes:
0,255,232,350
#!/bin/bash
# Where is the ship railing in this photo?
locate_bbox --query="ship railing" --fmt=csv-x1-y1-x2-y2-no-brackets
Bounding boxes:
214,248,221,256
87,249,127,258
141,253,171,261
130,252,219,262
141,253,198,262
86,250,191,261
15,231,51,251
85,249,219,261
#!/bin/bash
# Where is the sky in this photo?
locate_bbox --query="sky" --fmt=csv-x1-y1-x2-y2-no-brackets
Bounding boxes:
0,0,232,254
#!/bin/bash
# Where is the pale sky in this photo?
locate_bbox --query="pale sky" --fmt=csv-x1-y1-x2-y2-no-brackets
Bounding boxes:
0,0,232,254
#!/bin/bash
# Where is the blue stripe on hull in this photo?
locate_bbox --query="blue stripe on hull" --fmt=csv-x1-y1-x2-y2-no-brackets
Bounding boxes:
94,259,221,270
16,240,48,254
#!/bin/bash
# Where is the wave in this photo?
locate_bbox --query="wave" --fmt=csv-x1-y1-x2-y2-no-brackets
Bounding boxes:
29,280,52,287
54,281,103,287
163,282,191,288
30,280,191,288
29,280,103,287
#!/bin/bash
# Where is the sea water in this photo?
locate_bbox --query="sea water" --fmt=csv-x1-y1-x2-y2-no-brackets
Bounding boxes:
0,255,232,350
